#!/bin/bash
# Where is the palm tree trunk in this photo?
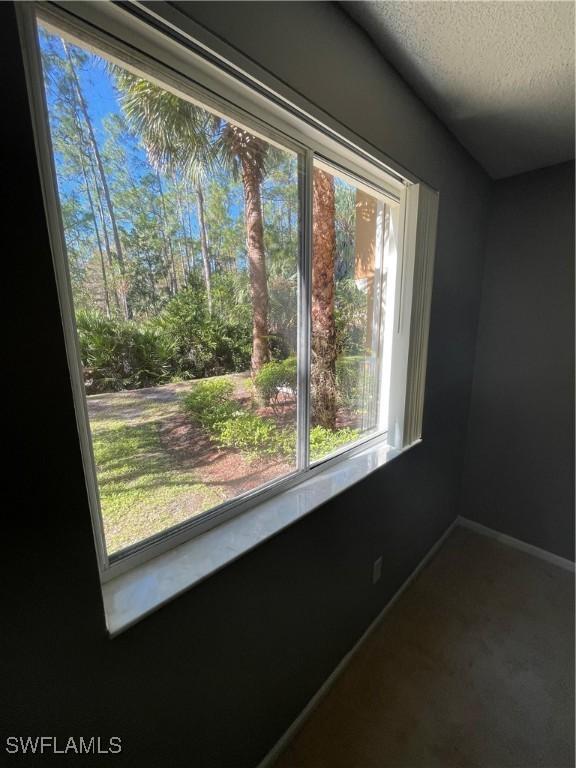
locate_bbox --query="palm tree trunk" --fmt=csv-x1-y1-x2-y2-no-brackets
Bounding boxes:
240,149,269,373
311,167,337,429
63,41,131,319
195,182,213,316
224,125,270,372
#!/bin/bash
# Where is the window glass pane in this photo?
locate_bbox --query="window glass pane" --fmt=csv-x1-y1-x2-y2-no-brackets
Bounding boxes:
38,22,300,556
311,160,388,461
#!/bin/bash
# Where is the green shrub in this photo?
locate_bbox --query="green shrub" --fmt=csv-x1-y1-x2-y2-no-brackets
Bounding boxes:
157,281,252,378
218,412,294,456
183,382,295,457
77,309,174,393
182,374,358,463
254,357,297,407
310,425,359,460
183,379,237,431
77,276,256,393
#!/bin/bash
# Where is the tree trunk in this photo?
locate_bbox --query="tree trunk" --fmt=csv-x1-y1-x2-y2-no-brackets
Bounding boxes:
71,103,112,318
195,182,213,316
79,148,111,317
184,180,196,272
311,167,337,430
224,125,270,372
239,141,269,373
63,42,131,319
156,172,178,295
75,107,121,314
174,180,191,284
88,160,121,313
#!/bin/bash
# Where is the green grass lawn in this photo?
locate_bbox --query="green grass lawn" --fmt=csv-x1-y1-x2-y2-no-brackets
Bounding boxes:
88,372,359,556
89,385,223,555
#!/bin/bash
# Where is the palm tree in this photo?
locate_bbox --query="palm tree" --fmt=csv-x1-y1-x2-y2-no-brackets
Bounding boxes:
311,166,337,429
222,126,270,371
114,72,271,372
113,72,218,315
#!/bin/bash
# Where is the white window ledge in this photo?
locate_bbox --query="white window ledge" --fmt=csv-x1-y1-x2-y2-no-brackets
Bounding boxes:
103,438,418,636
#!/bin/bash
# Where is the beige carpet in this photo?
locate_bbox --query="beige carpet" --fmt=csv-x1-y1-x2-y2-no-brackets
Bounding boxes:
272,526,575,768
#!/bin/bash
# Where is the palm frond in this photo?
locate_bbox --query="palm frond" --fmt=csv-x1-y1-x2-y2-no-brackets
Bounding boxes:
109,64,271,190
111,65,225,183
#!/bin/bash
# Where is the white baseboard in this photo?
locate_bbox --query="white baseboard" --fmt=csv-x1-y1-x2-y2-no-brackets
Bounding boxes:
256,518,457,768
457,516,575,572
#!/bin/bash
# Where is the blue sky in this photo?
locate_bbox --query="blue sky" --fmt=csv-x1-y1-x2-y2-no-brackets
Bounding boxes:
37,23,296,261
39,26,151,177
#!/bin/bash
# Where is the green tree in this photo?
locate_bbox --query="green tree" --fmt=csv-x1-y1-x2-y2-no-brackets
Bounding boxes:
112,73,219,315
113,70,271,372
61,41,131,318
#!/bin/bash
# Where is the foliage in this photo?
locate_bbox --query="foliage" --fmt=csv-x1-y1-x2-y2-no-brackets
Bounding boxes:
253,357,297,407
158,285,252,378
157,275,252,378
77,309,174,393
112,68,223,183
91,402,221,553
182,379,237,431
218,413,295,457
309,426,359,460
41,25,372,427
182,377,358,461
77,275,255,393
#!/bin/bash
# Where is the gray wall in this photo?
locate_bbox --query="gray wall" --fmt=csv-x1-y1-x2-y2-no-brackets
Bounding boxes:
460,162,575,561
4,3,490,767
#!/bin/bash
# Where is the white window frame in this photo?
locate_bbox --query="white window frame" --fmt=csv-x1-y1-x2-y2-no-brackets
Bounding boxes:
16,0,438,589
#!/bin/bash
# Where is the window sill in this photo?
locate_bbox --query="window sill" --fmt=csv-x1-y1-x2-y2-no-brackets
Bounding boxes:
102,437,419,636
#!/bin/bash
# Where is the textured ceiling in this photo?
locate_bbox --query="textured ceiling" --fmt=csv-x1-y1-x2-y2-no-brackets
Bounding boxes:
342,1,575,179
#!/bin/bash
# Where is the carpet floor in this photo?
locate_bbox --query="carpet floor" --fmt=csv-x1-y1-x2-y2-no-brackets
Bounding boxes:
272,525,575,768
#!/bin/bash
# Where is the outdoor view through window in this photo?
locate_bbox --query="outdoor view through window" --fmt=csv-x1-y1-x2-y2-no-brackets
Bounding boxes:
39,20,391,557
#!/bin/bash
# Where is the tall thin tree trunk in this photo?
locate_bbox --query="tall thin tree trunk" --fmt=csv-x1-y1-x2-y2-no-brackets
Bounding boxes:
287,197,293,249
184,180,196,272
156,171,178,294
145,254,158,310
72,108,111,318
77,109,121,314
178,245,189,288
79,151,111,317
63,41,131,319
148,193,173,296
88,160,121,313
195,181,212,316
311,167,337,429
174,181,191,283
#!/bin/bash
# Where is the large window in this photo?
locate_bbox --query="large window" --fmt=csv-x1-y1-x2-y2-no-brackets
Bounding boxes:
38,20,301,555
24,3,438,578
